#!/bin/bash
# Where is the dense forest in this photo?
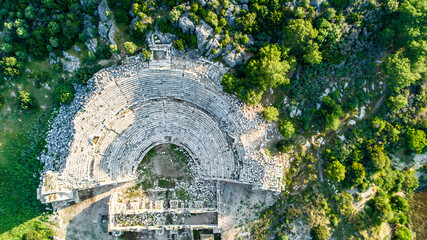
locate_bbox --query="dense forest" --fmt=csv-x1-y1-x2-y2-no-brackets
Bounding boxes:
0,0,425,239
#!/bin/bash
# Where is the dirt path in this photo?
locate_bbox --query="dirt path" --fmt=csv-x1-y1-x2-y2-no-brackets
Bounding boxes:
352,187,377,213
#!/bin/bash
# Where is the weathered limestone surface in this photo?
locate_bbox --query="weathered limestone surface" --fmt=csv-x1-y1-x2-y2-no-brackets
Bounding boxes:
179,16,195,34
195,20,213,51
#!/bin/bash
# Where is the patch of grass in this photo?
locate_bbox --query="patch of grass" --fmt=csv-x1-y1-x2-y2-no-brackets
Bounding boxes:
0,216,54,240
0,110,56,233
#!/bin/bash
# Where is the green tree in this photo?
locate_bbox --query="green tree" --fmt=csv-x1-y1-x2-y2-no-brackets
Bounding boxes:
383,54,421,92
303,41,322,64
1,43,13,53
326,160,346,182
0,94,4,109
124,42,137,55
243,89,262,105
49,37,60,48
169,8,181,23
330,0,348,9
284,19,318,53
317,19,342,45
387,94,408,112
18,90,36,110
366,196,393,226
277,139,292,153
221,73,239,94
279,120,295,139
134,20,150,39
247,44,291,91
367,145,390,172
405,128,427,153
379,28,395,47
236,12,257,33
1,56,20,76
347,162,365,186
389,195,409,213
324,8,336,20
16,27,29,39
110,44,118,54
24,6,36,20
263,106,279,122
310,225,330,240
205,10,219,27
321,96,343,130
402,171,418,194
393,225,412,240
385,0,399,14
48,21,60,36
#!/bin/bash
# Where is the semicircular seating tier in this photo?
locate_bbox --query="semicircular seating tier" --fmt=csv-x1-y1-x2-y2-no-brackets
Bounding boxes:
38,57,282,203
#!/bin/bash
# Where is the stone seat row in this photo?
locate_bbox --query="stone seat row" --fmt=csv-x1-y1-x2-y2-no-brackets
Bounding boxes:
61,101,238,186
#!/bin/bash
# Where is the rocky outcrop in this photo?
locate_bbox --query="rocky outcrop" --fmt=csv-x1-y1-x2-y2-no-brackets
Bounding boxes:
85,38,98,52
179,16,195,34
61,51,80,72
74,45,82,52
97,0,110,23
98,21,108,39
83,15,95,38
108,24,116,45
223,50,245,67
198,0,207,7
195,20,214,51
225,4,237,25
97,0,116,44
242,4,249,12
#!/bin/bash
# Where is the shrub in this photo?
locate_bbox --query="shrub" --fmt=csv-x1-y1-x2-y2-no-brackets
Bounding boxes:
54,84,75,105
75,65,102,85
405,128,427,153
96,44,112,60
326,160,346,182
205,10,218,27
124,41,137,55
393,225,412,240
279,120,295,139
142,49,151,61
366,196,393,226
110,44,118,54
169,8,182,23
174,39,185,50
277,139,292,153
18,90,36,110
263,106,279,122
390,195,409,213
221,73,238,94
310,225,329,240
